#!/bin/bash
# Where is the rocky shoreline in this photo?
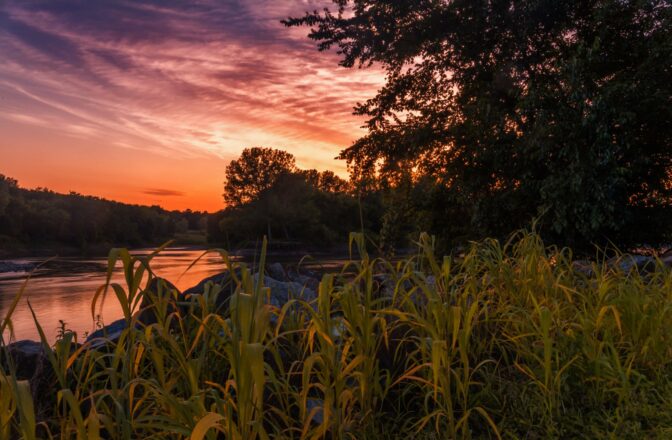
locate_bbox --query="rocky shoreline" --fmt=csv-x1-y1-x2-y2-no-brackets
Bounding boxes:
1,262,321,391
3,253,672,419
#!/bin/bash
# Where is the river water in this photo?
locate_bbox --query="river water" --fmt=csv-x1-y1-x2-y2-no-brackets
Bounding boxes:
0,249,234,343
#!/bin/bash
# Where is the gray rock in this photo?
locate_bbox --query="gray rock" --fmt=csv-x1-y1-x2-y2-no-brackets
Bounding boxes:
183,271,233,296
86,277,180,345
136,277,180,326
86,318,127,344
305,398,324,425
662,255,672,269
290,274,320,292
3,339,57,421
183,270,239,310
253,274,317,307
572,260,594,277
3,340,44,380
84,270,318,345
266,262,286,281
609,255,655,273
0,261,35,273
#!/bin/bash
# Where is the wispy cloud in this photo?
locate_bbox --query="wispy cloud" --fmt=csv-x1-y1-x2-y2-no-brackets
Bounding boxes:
143,188,185,197
0,0,384,172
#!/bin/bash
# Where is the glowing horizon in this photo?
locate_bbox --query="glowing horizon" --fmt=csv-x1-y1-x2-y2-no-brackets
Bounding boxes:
0,1,383,212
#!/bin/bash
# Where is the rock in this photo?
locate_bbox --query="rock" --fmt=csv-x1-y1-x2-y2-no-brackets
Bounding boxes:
609,255,656,273
3,340,56,422
0,261,36,273
135,277,180,326
184,269,316,310
253,274,317,308
86,318,127,344
182,270,240,312
267,262,286,281
183,271,235,296
305,398,324,425
662,254,672,269
287,267,321,290
86,278,181,344
572,260,594,277
290,274,320,292
2,340,44,380
84,270,319,346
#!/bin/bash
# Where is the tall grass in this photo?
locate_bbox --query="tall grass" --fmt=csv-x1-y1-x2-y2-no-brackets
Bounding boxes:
1,231,672,439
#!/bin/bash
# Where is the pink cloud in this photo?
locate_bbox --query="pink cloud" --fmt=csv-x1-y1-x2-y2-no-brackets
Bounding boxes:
0,0,384,174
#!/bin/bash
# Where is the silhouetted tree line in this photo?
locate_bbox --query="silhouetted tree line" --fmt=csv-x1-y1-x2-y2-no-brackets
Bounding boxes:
0,175,207,251
286,0,672,249
208,147,385,248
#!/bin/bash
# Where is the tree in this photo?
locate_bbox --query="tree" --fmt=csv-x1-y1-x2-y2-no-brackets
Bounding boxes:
285,0,672,246
0,175,17,216
301,169,351,193
224,147,297,207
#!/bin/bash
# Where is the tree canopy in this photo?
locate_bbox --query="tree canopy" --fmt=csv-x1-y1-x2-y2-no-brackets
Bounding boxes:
285,0,672,246
223,147,297,207
214,149,380,246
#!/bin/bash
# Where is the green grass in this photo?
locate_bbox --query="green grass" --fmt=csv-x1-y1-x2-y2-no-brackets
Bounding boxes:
1,230,672,439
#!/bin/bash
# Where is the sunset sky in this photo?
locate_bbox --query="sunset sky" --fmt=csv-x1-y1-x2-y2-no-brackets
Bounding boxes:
0,1,383,211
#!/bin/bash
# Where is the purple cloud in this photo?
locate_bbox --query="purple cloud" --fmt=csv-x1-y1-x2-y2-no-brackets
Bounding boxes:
0,0,384,173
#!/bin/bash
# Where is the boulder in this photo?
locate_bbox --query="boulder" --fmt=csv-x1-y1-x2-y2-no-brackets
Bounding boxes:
184,269,317,309
266,262,286,281
305,398,324,425
289,273,320,292
572,260,595,277
86,277,182,344
609,255,656,273
183,271,235,296
182,270,240,312
662,254,672,269
287,266,321,290
0,261,35,273
3,340,56,422
86,318,127,344
135,277,181,326
253,274,317,307
85,270,318,345
2,340,44,380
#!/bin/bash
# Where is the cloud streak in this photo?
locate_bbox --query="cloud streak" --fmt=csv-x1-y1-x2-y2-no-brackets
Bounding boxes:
0,0,384,177
143,188,185,197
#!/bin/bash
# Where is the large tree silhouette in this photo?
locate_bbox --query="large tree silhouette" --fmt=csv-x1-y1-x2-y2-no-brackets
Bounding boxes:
286,0,672,245
223,147,297,207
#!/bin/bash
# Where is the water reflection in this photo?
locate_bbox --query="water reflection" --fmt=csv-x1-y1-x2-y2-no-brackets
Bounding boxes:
0,249,228,342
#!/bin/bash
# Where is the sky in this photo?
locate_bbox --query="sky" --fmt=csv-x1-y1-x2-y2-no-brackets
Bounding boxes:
0,0,384,211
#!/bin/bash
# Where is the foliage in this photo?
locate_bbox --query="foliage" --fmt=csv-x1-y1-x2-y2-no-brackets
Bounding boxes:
284,0,672,247
300,169,351,194
2,231,672,438
0,174,207,252
215,149,379,247
223,147,297,207
215,173,366,246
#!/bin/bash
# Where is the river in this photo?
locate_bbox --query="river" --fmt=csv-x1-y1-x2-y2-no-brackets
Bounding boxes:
0,248,237,343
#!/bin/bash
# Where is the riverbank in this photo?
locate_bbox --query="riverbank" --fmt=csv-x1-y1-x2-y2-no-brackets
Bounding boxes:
2,231,672,438
0,230,211,260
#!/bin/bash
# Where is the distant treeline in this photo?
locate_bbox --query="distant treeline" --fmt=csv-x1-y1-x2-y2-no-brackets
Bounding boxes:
0,175,207,252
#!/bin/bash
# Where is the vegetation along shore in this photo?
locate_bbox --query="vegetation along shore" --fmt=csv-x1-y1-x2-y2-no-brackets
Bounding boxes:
3,232,672,438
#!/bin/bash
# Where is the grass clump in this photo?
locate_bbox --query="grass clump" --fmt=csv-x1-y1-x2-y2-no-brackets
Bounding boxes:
1,231,672,439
